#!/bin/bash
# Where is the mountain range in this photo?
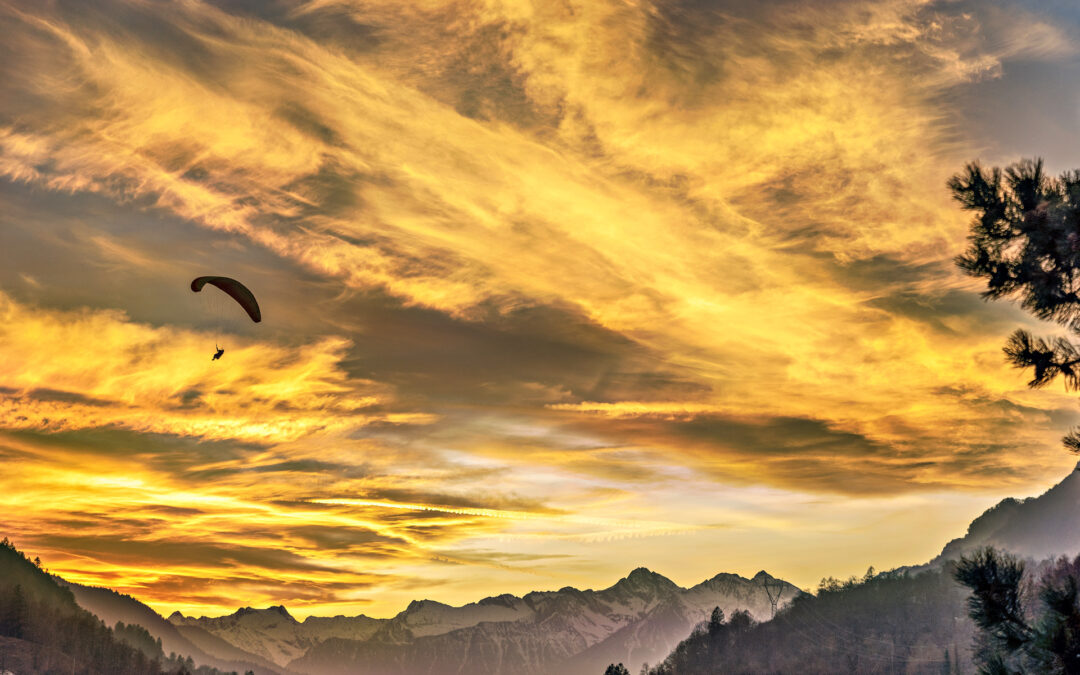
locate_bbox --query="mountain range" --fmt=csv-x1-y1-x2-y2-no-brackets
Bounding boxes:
61,567,798,675
17,462,1080,675
289,568,798,675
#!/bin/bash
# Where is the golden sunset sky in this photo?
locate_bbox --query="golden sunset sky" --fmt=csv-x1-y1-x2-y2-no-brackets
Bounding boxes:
2,0,1080,620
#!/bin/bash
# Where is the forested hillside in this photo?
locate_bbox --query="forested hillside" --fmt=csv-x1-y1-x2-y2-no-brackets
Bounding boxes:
643,566,975,675
0,537,166,674
0,538,238,675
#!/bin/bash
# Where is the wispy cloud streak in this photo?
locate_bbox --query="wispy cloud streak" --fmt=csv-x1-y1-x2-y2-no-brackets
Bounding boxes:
2,0,1079,615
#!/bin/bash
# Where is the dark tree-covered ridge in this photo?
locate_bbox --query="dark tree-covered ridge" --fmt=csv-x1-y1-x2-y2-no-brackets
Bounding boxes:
0,537,163,674
0,537,237,675
644,566,975,674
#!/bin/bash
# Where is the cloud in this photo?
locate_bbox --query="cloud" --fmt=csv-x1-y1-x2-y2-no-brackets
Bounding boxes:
0,292,402,442
4,0,1080,613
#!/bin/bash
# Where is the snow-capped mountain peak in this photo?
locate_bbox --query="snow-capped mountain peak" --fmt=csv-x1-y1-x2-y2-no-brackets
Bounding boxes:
291,568,801,675
617,567,679,594
232,605,297,624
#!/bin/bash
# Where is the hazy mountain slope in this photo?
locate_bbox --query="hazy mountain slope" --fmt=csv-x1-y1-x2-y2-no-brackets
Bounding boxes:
61,580,286,675
565,570,798,674
170,605,384,669
61,582,205,659
171,606,307,667
933,462,1080,563
564,594,707,674
291,567,800,675
174,623,286,672
0,539,163,675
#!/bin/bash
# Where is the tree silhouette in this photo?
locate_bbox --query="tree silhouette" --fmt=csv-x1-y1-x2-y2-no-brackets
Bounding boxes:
0,583,28,638
708,606,725,635
954,547,1080,674
952,158,1080,450
954,548,1030,660
604,663,631,675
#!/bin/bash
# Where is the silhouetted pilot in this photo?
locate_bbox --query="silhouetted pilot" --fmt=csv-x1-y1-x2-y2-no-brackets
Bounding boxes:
212,347,224,361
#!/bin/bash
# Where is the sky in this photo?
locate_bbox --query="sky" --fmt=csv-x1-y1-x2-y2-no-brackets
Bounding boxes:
2,0,1080,620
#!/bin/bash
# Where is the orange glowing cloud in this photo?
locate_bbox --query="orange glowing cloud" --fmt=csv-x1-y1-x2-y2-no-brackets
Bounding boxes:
0,292,405,442
3,0,1080,614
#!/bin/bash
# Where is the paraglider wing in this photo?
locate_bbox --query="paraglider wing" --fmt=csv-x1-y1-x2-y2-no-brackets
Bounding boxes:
190,276,262,323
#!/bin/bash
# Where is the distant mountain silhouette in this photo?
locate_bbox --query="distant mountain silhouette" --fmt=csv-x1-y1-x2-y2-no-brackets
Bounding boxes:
931,461,1080,563
289,567,800,675
47,558,797,675
169,605,381,668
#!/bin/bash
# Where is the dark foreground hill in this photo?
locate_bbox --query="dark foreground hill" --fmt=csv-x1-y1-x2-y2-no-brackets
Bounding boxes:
0,538,261,675
931,462,1080,563
0,537,164,674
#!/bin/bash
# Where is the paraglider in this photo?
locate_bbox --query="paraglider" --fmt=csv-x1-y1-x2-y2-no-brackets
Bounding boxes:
190,276,261,360
190,276,261,322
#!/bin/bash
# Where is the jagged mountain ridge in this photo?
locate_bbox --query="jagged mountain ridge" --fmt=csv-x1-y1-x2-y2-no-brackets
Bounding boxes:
173,621,290,672
287,567,800,675
932,461,1080,563
169,604,383,668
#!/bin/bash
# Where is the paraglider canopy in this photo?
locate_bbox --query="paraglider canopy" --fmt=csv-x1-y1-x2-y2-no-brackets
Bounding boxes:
190,276,261,323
